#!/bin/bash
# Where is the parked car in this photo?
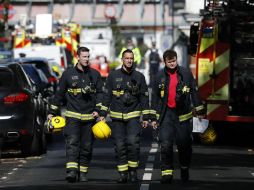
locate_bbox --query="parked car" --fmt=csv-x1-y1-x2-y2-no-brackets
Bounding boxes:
14,57,58,93
0,61,47,156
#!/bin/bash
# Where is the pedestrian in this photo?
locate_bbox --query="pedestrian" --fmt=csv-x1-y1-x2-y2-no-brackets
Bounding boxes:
144,41,162,87
150,49,205,183
100,49,150,183
118,38,142,69
47,46,104,183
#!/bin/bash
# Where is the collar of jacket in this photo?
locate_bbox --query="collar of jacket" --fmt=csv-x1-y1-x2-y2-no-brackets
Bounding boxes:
75,64,90,73
164,65,178,75
121,66,134,75
164,66,184,82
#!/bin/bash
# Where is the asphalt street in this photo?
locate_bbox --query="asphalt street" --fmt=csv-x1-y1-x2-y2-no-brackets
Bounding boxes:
0,127,254,190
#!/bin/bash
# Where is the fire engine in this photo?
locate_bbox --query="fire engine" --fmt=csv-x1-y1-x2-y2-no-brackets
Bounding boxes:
13,14,80,69
189,0,254,129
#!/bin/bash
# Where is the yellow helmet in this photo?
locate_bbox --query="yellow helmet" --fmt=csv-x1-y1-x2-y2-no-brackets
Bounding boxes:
92,121,111,140
47,116,66,133
199,126,217,145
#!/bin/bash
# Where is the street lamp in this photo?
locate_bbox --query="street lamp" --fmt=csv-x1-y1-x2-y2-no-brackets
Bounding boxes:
154,0,157,43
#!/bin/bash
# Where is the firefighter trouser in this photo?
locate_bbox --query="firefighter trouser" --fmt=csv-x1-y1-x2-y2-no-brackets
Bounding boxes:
159,107,193,175
64,118,95,173
111,118,141,172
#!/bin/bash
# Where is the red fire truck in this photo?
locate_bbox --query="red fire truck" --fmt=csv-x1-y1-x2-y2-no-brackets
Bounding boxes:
189,0,254,131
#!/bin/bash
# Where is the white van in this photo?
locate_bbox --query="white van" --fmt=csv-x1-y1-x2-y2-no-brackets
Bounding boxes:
13,45,68,72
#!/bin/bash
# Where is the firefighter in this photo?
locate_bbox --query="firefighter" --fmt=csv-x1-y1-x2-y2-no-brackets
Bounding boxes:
47,46,104,183
150,49,205,183
118,39,142,69
100,49,150,183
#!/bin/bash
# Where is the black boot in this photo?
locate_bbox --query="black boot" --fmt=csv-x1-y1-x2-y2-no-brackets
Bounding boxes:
79,172,88,182
181,168,189,182
117,171,128,183
66,170,77,183
129,170,138,183
160,175,173,184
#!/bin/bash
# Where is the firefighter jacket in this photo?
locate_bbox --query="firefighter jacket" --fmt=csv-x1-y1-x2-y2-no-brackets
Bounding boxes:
151,66,205,124
100,67,150,121
48,65,103,121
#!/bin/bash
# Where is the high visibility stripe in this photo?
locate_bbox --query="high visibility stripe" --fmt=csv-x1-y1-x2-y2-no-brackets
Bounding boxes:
161,169,173,176
128,161,138,168
207,84,229,101
66,162,78,169
112,90,124,96
117,164,128,172
142,110,150,115
123,111,141,119
50,104,59,110
150,110,157,115
96,103,102,107
80,166,88,173
156,114,160,120
65,110,94,120
207,104,220,116
110,111,123,119
179,111,193,122
68,88,82,93
110,111,141,120
101,105,108,111
195,105,205,112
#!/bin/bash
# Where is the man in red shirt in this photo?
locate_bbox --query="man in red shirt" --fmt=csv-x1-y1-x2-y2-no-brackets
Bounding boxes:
150,49,205,183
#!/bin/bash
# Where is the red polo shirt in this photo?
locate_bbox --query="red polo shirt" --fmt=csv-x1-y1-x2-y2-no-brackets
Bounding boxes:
167,71,178,108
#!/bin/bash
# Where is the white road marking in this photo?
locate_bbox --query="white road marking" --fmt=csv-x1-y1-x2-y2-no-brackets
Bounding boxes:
145,163,154,171
140,184,149,190
147,155,155,162
12,168,18,171
140,143,159,190
1,177,7,180
7,172,13,175
151,143,158,148
149,148,157,153
18,164,23,167
251,173,254,177
142,173,152,181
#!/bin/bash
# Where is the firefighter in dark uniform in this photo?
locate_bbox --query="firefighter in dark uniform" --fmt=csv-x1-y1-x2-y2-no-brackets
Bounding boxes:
150,49,205,183
100,49,150,183
47,47,103,183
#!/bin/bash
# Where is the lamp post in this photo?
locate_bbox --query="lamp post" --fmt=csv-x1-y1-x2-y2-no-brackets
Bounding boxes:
154,0,157,43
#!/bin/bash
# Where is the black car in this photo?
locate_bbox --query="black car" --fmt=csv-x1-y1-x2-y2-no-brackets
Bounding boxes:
0,61,47,156
14,57,58,92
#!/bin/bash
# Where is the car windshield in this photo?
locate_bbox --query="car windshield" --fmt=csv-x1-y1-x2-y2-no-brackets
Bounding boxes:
0,69,14,88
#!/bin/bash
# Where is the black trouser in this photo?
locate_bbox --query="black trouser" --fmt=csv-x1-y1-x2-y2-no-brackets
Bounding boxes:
159,107,193,173
149,64,159,87
111,118,141,172
64,118,95,173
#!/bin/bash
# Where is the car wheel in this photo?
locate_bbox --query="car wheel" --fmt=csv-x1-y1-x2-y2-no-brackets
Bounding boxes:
41,131,47,154
30,128,41,156
21,127,41,157
20,136,32,157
